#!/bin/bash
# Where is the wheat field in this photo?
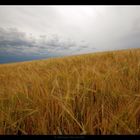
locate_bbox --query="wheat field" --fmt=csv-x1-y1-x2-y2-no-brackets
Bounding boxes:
0,48,140,135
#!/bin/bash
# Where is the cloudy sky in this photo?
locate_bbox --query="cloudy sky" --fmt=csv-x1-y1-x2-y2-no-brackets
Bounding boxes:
0,6,140,63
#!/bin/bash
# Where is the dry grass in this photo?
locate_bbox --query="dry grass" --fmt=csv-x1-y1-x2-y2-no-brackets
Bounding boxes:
0,48,140,135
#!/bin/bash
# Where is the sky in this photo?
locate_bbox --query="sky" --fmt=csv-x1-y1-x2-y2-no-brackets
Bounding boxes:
0,6,140,63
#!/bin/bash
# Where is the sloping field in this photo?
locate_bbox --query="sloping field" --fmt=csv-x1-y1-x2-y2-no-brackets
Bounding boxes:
0,48,140,135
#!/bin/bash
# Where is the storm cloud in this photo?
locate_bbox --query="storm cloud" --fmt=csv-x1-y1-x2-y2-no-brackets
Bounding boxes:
0,27,90,57
0,6,140,63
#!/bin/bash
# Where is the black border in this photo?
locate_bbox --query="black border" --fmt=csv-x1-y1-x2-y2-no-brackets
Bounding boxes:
0,0,140,140
0,135,140,140
0,0,140,5
0,135,139,140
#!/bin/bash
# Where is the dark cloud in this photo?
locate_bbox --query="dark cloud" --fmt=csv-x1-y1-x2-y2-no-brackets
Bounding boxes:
0,27,89,57
0,40,33,48
0,27,35,54
0,27,26,41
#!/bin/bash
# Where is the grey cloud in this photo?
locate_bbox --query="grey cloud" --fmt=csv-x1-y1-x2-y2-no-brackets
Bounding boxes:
0,39,33,47
117,30,140,49
0,27,26,40
1,6,140,54
0,27,89,56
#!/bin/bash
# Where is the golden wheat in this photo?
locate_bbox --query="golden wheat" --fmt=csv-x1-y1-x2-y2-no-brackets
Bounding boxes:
0,48,140,135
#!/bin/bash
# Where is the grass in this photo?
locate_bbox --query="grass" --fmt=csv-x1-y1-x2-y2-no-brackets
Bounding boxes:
0,48,140,135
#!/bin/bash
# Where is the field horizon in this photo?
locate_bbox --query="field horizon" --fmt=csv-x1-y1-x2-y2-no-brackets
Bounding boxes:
0,47,139,65
0,48,140,135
